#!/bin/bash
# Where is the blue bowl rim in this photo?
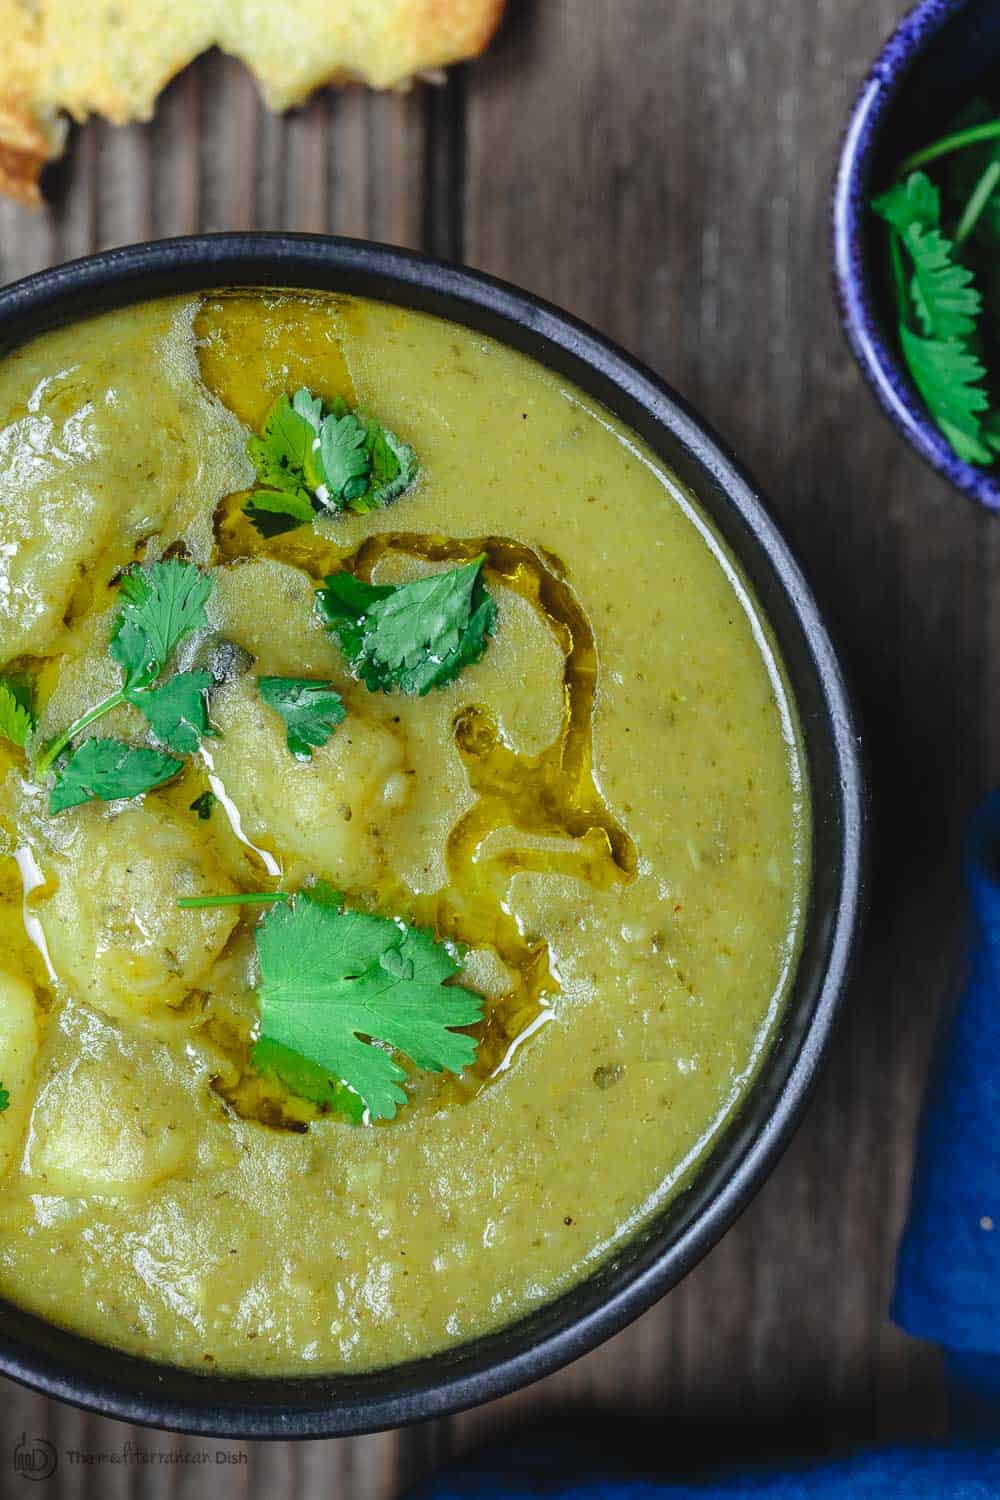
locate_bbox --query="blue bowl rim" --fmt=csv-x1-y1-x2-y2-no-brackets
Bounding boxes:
833,0,1000,511
0,233,867,1439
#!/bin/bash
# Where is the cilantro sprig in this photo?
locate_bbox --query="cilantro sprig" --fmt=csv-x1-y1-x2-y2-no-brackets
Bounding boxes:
178,886,483,1121
316,557,496,696
872,109,1000,467
258,677,346,760
37,559,215,813
49,739,184,814
0,1083,9,1114
0,676,36,751
245,389,418,535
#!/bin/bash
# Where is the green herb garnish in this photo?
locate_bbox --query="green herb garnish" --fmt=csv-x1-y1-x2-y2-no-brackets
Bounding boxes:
0,676,36,750
245,389,418,534
316,557,496,696
128,670,215,755
318,409,371,506
110,561,213,688
177,885,483,1120
190,790,217,821
0,1083,9,1114
248,391,324,500
49,739,183,814
39,559,214,812
898,323,992,464
253,887,482,1121
177,891,290,910
244,488,316,538
258,677,346,760
872,108,1000,467
362,422,420,512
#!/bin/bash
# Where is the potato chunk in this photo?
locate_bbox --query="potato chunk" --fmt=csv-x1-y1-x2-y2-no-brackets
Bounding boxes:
0,300,251,667
209,559,338,677
24,1007,191,1199
210,677,409,889
35,802,239,1021
0,971,39,1179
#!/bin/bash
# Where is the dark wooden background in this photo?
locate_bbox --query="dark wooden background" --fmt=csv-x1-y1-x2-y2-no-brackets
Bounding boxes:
0,0,980,1492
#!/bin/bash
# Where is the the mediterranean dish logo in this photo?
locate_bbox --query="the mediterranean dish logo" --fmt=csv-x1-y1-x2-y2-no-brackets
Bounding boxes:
10,1434,247,1477
12,1433,58,1481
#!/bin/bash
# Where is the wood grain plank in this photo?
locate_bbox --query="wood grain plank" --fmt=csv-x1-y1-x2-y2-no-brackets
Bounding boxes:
53,128,100,266
0,193,55,284
362,88,428,249
92,120,155,250
328,88,371,240
197,54,259,235
151,70,203,238
284,93,331,236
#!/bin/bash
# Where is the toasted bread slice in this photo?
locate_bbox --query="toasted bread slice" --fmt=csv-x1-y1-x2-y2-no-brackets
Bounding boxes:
223,0,506,108
0,0,505,203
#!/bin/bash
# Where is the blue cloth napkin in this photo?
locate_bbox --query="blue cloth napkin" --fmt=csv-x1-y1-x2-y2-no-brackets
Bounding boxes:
412,793,1000,1496
894,789,1000,1355
412,1450,1000,1498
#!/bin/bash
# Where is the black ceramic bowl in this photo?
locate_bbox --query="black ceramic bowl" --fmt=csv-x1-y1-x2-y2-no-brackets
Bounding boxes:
0,235,865,1438
834,0,1000,508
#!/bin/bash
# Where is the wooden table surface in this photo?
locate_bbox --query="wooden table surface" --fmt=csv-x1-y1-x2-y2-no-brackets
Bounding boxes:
0,0,979,1493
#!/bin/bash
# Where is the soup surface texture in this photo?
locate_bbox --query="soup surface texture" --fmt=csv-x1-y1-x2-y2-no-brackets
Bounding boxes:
0,292,807,1375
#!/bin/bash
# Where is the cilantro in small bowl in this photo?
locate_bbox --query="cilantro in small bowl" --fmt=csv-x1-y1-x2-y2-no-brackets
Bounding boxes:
834,0,1000,507
871,111,1000,468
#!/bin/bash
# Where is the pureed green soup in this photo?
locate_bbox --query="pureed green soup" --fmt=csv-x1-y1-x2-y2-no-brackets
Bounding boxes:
0,292,808,1375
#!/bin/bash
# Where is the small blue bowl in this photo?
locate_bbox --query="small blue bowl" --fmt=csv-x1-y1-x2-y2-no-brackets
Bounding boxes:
834,0,1000,510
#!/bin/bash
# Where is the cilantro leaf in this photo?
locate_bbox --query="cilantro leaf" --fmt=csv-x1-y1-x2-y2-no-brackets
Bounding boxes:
292,389,324,432
38,561,216,790
135,670,214,754
50,738,183,814
244,489,317,537
356,419,419,513
905,223,981,340
874,172,981,340
248,393,322,499
252,890,483,1120
110,560,213,691
315,571,395,663
252,1038,366,1124
873,161,997,467
317,411,371,509
0,1083,8,1113
899,323,993,463
190,790,217,820
873,170,941,234
258,677,346,760
243,388,419,533
0,676,35,749
317,558,496,696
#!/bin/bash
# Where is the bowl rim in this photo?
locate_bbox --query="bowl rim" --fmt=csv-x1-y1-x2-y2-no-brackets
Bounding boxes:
833,0,1000,510
0,233,867,1439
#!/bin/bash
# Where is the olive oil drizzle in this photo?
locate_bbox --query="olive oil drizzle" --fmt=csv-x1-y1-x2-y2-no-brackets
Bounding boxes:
213,501,637,1098
349,531,637,1082
199,296,637,1112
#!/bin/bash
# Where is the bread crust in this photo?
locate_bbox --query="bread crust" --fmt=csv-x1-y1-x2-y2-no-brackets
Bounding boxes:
0,0,507,202
0,141,44,205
